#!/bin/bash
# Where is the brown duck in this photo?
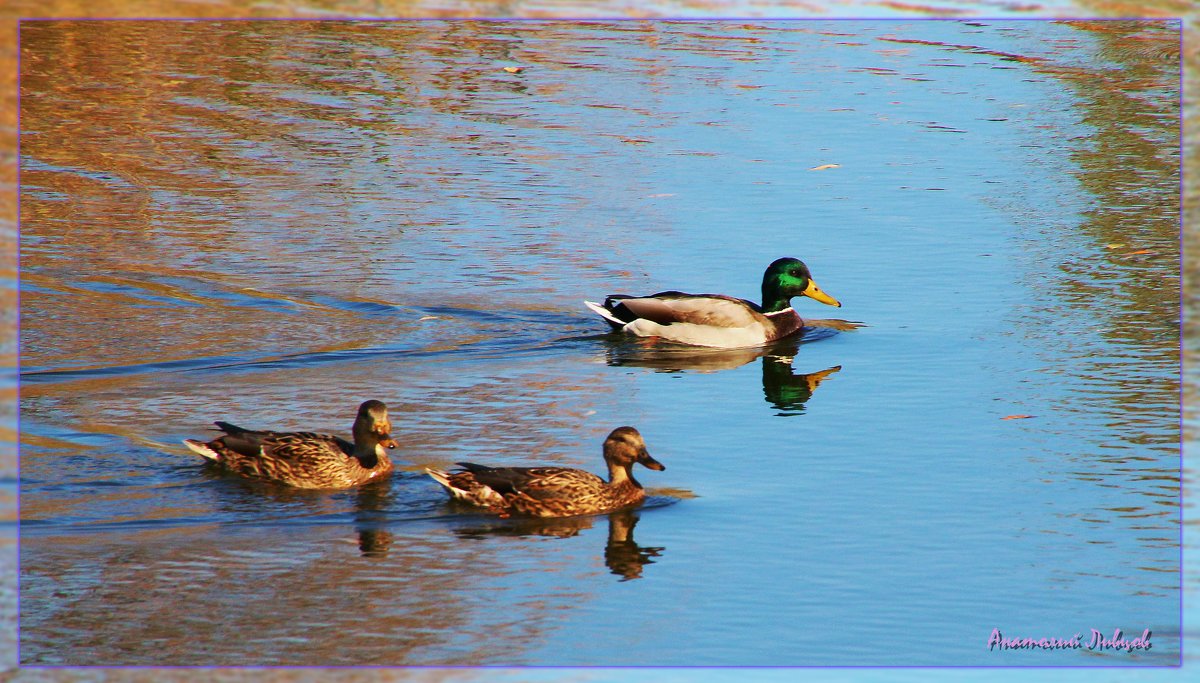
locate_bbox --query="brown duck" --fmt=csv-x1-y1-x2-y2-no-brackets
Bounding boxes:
183,400,398,489
426,426,665,517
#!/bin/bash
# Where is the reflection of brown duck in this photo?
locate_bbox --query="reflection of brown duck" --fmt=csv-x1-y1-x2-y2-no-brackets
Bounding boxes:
356,527,394,557
353,480,396,558
183,400,398,489
426,427,664,517
455,509,664,581
603,510,663,581
455,514,596,539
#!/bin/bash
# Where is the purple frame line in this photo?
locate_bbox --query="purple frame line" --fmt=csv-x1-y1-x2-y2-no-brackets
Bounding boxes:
9,13,1185,667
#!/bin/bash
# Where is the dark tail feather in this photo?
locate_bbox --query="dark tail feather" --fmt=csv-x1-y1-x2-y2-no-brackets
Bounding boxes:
214,421,250,435
585,296,640,328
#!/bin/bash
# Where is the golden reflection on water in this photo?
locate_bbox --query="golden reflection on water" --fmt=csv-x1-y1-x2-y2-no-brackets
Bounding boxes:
17,19,665,372
21,528,546,665
22,469,664,665
1030,22,1180,501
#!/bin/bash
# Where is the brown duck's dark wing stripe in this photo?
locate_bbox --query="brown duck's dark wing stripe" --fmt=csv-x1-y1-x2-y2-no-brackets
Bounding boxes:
211,424,295,458
454,463,539,495
454,464,586,496
213,421,251,435
213,431,272,459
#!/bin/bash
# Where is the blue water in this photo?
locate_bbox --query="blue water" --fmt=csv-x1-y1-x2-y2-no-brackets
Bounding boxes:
17,19,1179,666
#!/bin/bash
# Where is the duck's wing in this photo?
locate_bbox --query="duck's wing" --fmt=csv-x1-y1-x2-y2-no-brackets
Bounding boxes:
209,422,275,458
607,293,764,328
214,423,346,461
456,463,602,501
260,432,350,462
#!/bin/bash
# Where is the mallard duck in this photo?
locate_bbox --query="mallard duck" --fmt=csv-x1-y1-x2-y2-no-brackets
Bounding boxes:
585,257,842,348
182,400,398,489
426,426,664,517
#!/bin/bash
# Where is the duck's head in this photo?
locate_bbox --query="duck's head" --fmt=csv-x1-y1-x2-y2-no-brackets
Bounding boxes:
603,426,665,471
354,400,398,450
762,257,841,312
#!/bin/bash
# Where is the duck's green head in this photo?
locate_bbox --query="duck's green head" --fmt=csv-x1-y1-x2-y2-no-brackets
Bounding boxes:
761,257,841,313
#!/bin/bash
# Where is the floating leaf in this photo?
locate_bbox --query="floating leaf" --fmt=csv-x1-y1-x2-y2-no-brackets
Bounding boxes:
1001,414,1035,420
1124,249,1153,255
810,164,840,171
1106,243,1125,249
502,66,523,73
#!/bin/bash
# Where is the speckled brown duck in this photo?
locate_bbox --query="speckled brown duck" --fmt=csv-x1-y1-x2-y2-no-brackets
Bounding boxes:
426,426,664,517
183,400,397,489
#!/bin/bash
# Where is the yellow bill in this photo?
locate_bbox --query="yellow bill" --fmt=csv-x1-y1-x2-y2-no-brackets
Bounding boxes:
802,279,841,307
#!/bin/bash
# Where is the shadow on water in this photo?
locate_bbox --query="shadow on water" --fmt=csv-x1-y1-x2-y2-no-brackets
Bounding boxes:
191,460,676,573
193,465,415,559
601,330,847,416
451,507,666,581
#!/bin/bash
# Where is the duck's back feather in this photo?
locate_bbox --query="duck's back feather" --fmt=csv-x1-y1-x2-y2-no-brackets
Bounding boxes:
588,290,805,348
456,463,604,500
605,293,765,328
429,462,643,516
206,423,353,462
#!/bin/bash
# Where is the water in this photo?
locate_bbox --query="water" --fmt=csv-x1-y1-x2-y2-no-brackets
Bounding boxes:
18,19,1179,666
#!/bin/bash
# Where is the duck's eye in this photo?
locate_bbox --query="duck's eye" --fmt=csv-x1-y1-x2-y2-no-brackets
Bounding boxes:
789,270,802,278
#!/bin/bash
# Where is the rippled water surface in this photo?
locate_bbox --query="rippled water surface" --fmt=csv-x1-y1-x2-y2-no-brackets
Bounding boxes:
18,19,1180,666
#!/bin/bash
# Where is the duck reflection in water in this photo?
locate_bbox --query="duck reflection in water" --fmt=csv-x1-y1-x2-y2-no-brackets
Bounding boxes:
352,480,396,558
454,509,664,581
604,329,846,415
197,472,398,558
